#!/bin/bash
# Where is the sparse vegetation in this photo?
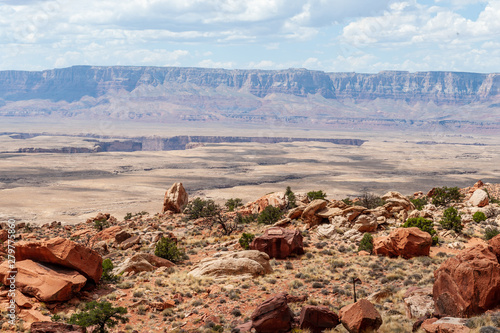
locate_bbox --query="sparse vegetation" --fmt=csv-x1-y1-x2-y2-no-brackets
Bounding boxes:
358,233,374,254
225,198,243,212
285,186,297,209
239,232,255,250
342,197,353,206
484,227,499,240
67,301,128,333
155,236,185,263
93,218,110,231
257,205,282,225
472,211,487,223
307,190,326,201
101,259,117,282
440,207,463,233
430,186,462,207
358,192,385,209
409,197,428,210
403,217,439,245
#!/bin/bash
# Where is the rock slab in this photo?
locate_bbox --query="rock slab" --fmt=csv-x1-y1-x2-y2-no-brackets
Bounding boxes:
300,305,340,333
339,299,383,333
373,227,432,259
250,227,304,259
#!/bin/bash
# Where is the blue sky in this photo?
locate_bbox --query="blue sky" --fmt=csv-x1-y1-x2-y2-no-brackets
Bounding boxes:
0,0,498,73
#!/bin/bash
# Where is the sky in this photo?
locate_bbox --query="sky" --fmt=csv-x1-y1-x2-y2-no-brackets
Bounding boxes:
0,0,499,73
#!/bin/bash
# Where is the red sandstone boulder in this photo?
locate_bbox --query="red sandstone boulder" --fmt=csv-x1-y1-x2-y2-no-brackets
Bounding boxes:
250,227,304,259
0,260,86,302
433,243,500,317
251,293,294,333
421,317,470,333
31,321,86,333
162,182,189,213
0,230,7,242
301,199,328,227
339,299,382,333
489,234,500,260
299,305,340,333
246,192,287,214
89,225,122,245
15,237,103,284
373,227,432,259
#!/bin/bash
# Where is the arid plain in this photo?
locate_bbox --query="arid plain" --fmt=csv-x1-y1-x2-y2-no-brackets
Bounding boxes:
1,118,499,225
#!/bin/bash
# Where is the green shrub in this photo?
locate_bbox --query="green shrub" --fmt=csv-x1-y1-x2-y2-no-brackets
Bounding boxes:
472,211,487,223
410,197,428,211
358,233,374,254
225,198,243,212
184,197,218,219
239,233,255,250
234,213,257,224
403,217,439,245
257,205,283,225
342,197,353,206
154,237,184,263
307,190,326,201
358,192,385,209
484,227,499,240
430,187,462,207
67,301,128,333
93,218,110,231
440,207,463,233
285,186,297,209
484,188,500,204
101,259,117,282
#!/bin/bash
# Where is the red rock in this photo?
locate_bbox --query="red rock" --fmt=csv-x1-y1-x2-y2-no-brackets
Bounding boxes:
250,227,304,259
0,230,8,242
0,260,86,302
115,229,132,243
301,199,328,227
245,192,287,214
339,299,382,333
433,243,500,317
469,189,489,207
89,225,122,245
120,235,141,250
421,317,470,333
404,287,434,319
162,182,189,213
489,234,500,260
299,305,340,333
373,227,432,259
30,322,86,333
15,237,103,284
251,293,294,333
468,180,484,193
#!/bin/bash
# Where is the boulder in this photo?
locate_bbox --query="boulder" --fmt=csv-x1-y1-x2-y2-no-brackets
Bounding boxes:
0,230,8,242
353,215,378,233
287,205,306,219
373,227,432,259
30,322,86,333
113,253,174,276
89,225,122,245
15,237,102,284
250,227,304,259
120,235,141,250
469,189,489,207
421,317,470,333
404,287,435,319
490,235,500,260
246,192,287,214
188,250,272,279
162,182,189,213
382,191,415,212
301,199,328,226
251,293,294,333
0,260,86,302
299,305,340,333
433,243,500,317
317,207,343,219
342,206,368,222
115,230,132,243
317,224,337,238
339,299,382,333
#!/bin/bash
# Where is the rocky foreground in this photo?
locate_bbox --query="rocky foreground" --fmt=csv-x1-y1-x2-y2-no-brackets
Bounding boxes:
1,181,500,332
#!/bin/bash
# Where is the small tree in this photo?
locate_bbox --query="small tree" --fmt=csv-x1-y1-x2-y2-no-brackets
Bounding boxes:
93,218,110,231
472,211,487,223
358,233,374,253
342,197,353,206
184,198,218,219
285,186,297,209
403,217,438,245
225,198,243,212
67,301,128,333
239,233,255,250
440,207,463,233
484,227,499,240
409,197,428,211
430,187,462,207
307,190,326,201
101,259,117,282
155,237,184,263
257,205,283,225
358,192,385,209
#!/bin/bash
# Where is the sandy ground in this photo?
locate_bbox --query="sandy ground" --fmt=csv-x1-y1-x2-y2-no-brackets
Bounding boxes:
1,119,499,225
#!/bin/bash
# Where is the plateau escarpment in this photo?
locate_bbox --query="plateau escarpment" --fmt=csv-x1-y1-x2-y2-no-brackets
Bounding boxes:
0,66,499,132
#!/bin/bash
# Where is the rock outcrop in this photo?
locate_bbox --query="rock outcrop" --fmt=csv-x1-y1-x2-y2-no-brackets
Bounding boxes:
421,317,471,333
373,227,432,259
0,260,86,302
188,250,272,279
113,253,175,276
15,237,103,284
162,182,188,213
30,322,86,333
250,227,304,259
339,299,383,333
246,192,287,214
433,241,500,317
250,293,294,333
299,305,340,333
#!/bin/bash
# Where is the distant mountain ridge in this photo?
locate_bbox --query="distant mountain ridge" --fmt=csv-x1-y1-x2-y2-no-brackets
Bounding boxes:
0,66,499,132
